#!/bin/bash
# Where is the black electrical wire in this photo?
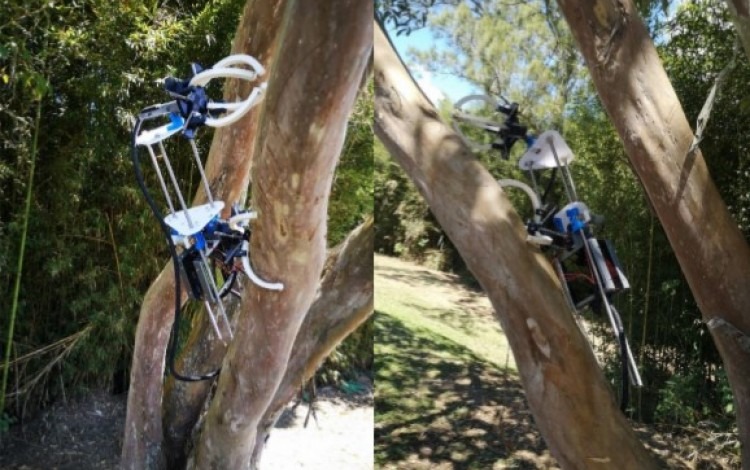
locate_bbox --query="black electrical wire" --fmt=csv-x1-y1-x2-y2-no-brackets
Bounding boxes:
131,117,220,382
540,167,557,205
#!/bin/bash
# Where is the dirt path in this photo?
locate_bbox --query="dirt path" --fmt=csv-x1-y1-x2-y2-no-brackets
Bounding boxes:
261,384,373,469
0,378,373,469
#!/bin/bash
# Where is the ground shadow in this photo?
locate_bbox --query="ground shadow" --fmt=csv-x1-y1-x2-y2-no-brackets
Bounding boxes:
375,312,557,469
377,265,457,291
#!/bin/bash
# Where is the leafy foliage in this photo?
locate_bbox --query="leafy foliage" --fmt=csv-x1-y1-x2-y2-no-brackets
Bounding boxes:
0,0,247,413
376,0,485,36
328,76,374,246
407,0,582,130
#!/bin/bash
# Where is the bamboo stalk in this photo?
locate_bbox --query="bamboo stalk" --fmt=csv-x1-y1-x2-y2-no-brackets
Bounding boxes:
4,326,91,368
637,215,655,420
1,100,42,414
106,213,125,303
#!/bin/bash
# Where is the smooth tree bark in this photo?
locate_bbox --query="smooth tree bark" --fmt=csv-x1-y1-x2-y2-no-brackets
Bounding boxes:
122,266,184,469
190,2,371,468
374,22,657,469
121,1,288,467
251,216,374,467
125,0,374,468
556,1,750,465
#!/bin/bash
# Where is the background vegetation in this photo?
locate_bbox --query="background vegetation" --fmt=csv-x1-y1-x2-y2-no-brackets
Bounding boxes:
0,0,373,420
376,0,746,430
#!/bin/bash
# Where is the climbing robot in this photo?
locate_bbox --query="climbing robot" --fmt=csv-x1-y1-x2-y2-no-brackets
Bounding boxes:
452,94,643,409
130,54,283,381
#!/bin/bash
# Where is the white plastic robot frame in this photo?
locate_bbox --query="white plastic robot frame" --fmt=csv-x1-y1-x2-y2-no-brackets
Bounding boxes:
131,55,283,379
452,95,642,408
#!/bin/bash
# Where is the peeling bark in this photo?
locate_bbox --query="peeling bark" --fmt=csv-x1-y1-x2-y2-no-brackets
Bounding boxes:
189,3,372,468
557,1,750,466
374,22,658,469
251,216,374,467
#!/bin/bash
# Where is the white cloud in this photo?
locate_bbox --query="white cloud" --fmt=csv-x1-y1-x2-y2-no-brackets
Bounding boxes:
411,66,446,106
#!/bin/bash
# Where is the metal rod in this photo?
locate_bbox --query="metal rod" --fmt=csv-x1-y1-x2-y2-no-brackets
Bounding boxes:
189,139,214,207
580,233,642,387
564,166,579,201
528,169,540,196
611,305,644,386
199,251,234,340
547,136,575,203
145,144,176,215
203,300,224,342
158,141,193,229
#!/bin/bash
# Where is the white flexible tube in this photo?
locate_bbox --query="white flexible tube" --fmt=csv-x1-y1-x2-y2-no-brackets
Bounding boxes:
451,112,502,132
187,54,267,128
498,179,542,222
211,54,265,76
452,94,502,151
228,210,257,232
240,240,284,291
189,67,259,87
204,84,266,128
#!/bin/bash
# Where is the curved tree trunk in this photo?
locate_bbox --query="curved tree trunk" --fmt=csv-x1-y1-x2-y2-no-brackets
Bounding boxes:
189,3,372,467
556,1,750,466
374,21,657,469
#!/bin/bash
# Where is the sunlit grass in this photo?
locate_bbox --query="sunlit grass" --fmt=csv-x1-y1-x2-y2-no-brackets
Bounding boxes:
374,255,515,370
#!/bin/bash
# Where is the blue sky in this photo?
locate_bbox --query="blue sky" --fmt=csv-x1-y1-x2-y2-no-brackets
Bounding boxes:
386,26,478,106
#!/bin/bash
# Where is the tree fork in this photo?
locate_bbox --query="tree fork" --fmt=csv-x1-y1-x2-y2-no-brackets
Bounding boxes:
162,63,373,467
374,21,657,469
556,1,750,465
250,216,375,467
164,217,374,468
